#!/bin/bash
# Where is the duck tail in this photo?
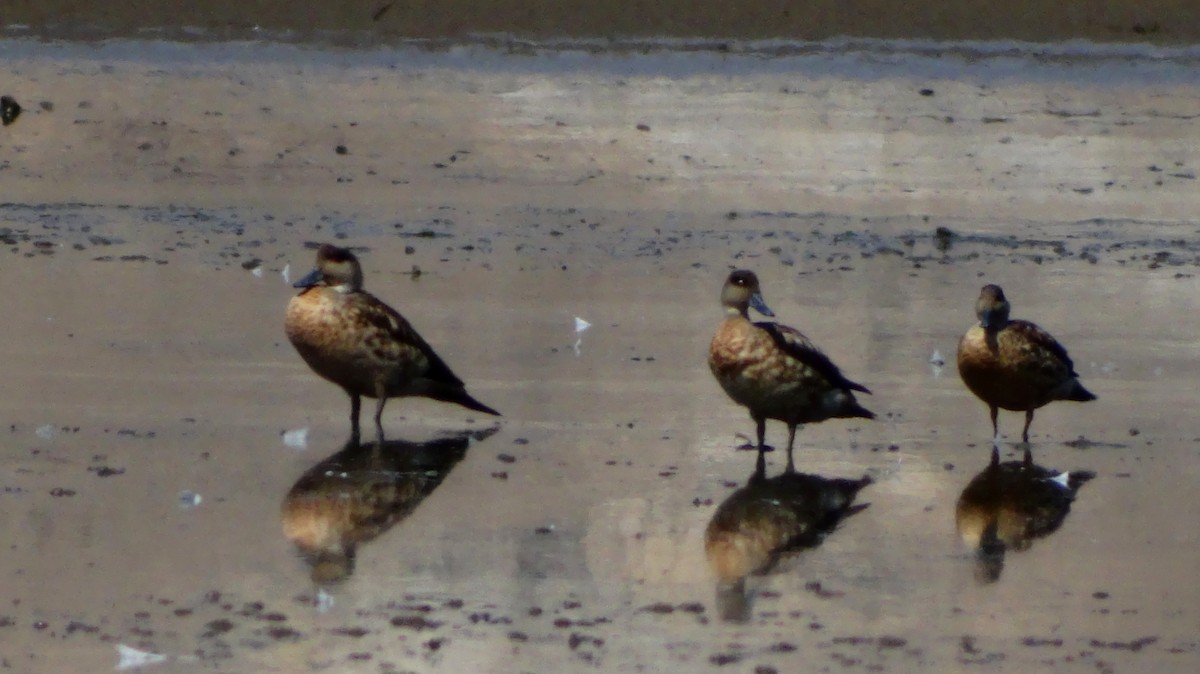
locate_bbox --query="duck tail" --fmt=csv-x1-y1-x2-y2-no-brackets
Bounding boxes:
1064,379,1097,402
845,380,872,395
841,400,876,421
424,382,502,416
453,391,502,417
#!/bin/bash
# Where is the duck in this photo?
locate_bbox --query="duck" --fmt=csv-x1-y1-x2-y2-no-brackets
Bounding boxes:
285,244,500,445
956,284,1095,445
708,270,875,471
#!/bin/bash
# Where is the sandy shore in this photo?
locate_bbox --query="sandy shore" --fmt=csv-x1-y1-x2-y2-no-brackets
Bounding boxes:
1,39,1198,673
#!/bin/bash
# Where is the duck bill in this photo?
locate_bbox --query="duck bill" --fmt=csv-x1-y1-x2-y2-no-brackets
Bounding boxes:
750,292,775,317
293,268,324,289
978,307,1004,329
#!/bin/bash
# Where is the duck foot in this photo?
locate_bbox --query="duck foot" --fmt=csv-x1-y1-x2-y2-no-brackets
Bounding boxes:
733,433,772,452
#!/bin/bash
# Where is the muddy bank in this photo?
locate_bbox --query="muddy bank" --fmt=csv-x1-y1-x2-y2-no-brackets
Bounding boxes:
4,0,1200,45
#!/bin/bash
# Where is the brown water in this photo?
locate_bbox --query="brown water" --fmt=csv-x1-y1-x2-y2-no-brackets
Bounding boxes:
1,37,1198,674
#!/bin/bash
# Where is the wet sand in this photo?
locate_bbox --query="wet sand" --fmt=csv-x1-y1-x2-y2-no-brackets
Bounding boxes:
2,40,1199,673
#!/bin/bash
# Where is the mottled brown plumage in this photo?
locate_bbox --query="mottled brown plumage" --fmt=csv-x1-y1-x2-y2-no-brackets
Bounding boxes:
708,270,874,471
957,284,1095,444
286,244,499,444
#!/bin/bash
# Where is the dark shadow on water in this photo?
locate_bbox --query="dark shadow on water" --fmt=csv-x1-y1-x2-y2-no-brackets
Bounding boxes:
281,426,499,586
956,446,1095,584
704,454,871,623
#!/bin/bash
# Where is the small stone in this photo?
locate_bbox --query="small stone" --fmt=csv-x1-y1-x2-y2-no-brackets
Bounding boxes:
1,96,21,126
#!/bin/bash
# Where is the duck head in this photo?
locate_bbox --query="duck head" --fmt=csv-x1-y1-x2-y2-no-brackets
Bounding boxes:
974,284,1011,330
294,244,364,293
721,270,775,318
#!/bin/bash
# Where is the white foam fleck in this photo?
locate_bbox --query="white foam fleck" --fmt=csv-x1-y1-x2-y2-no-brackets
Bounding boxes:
316,588,334,613
115,644,168,671
177,490,202,509
282,427,309,449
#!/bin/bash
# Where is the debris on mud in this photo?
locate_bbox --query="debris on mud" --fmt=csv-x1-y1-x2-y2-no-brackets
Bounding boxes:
1,95,20,126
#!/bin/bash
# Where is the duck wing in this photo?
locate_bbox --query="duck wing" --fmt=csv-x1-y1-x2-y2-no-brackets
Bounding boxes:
755,322,871,394
1007,319,1078,376
359,293,466,387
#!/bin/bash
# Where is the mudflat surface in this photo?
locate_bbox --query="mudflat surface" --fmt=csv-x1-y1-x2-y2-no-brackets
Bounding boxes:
1,40,1198,673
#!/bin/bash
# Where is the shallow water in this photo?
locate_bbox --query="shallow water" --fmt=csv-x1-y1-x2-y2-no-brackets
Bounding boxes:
1,40,1198,673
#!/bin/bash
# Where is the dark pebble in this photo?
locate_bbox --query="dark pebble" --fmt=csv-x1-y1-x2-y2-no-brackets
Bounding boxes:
390,616,441,630
1,96,20,126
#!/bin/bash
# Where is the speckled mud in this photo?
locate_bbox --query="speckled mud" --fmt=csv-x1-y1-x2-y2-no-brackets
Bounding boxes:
1,41,1198,673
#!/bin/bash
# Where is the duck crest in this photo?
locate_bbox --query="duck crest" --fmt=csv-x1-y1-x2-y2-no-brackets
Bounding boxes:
285,244,500,445
708,270,874,471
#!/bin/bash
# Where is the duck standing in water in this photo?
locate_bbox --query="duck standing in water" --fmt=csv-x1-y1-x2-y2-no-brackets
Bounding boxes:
708,270,875,471
957,284,1095,445
285,244,500,444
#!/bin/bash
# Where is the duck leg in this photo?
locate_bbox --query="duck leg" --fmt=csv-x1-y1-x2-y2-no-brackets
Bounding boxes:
748,414,775,454
349,393,362,446
1021,409,1034,445
373,381,389,446
989,405,1000,445
784,423,798,474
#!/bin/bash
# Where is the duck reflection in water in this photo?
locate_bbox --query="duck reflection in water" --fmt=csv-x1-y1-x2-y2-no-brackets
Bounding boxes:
281,426,498,585
956,446,1095,584
704,454,872,622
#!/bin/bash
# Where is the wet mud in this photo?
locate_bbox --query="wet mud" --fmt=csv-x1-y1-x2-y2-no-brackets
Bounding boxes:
1,40,1198,673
